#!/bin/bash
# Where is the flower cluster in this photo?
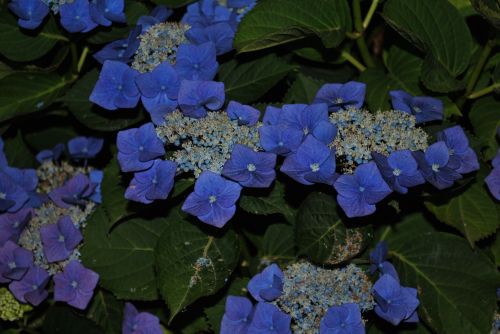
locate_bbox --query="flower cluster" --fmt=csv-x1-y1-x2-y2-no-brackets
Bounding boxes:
0,136,102,311
0,287,32,322
486,128,500,201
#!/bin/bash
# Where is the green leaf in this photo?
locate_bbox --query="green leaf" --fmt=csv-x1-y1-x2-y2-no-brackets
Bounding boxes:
155,209,240,322
217,54,295,103
23,116,77,152
150,0,196,7
469,97,500,160
234,0,351,53
383,0,473,92
296,192,368,264
471,0,500,29
86,290,124,334
0,62,13,80
259,224,296,265
284,73,324,104
81,208,168,300
449,0,477,16
42,305,104,334
489,231,500,266
0,12,66,62
3,130,36,168
381,213,499,334
0,72,67,123
124,0,149,25
63,69,144,131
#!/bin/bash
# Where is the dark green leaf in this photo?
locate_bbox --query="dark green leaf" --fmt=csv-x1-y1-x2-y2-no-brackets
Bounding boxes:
260,224,296,265
471,0,500,29
86,290,124,334
469,96,500,159
449,0,477,16
23,116,77,152
3,130,36,168
150,0,196,7
125,0,149,25
42,306,104,334
284,73,324,104
0,61,13,80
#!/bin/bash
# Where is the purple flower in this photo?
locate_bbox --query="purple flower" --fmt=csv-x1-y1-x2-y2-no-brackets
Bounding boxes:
280,135,337,186
125,159,177,204
320,303,365,334
67,136,104,160
53,260,99,310
9,266,50,306
227,101,260,126
371,150,425,194
89,170,103,203
389,90,443,124
89,0,126,27
313,81,366,112
436,126,479,174
136,5,172,33
0,172,29,213
59,0,97,33
248,263,284,302
8,0,49,29
93,26,141,64
117,123,165,172
90,60,140,110
175,42,219,81
36,143,64,163
186,22,235,55
0,208,32,246
0,241,33,283
135,61,180,125
2,166,41,208
40,216,82,263
178,80,225,118
412,141,462,190
222,144,276,188
493,148,500,169
221,296,254,334
369,241,399,281
486,166,500,201
247,302,291,334
259,125,303,156
181,171,241,228
373,274,419,326
122,303,162,334
334,162,392,218
182,0,236,29
48,173,96,209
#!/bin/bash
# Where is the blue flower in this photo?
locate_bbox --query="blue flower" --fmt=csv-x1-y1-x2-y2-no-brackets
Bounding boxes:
182,0,236,29
0,172,29,213
89,170,103,203
8,0,49,30
320,303,365,334
227,0,255,8
136,5,172,33
248,263,284,302
178,80,225,118
59,0,97,33
89,0,126,27
389,90,443,124
136,61,180,125
313,81,366,112
436,126,479,174
227,101,260,126
259,125,303,156
125,159,177,204
369,241,399,281
123,303,162,334
117,123,165,172
221,296,254,334
334,161,392,218
0,241,33,283
373,274,419,326
36,143,64,163
280,135,337,186
263,106,282,125
67,136,104,160
0,208,33,247
48,173,96,209
247,302,291,334
186,22,235,55
93,26,142,64
90,61,140,110
175,42,219,81
181,171,241,228
412,141,462,190
371,150,425,194
9,266,50,306
53,260,99,310
2,166,41,209
40,216,82,263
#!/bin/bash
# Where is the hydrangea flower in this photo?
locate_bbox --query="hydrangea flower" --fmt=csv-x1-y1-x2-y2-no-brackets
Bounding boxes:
48,173,96,209
369,241,399,281
313,81,366,112
334,161,392,218
40,216,82,263
280,135,337,186
9,266,50,306
0,208,33,246
319,303,365,334
36,143,64,163
259,125,303,156
436,126,479,174
59,0,97,33
0,172,29,213
222,144,277,188
8,0,49,30
186,22,235,55
389,90,443,124
372,274,419,326
122,303,162,334
53,260,99,310
89,0,126,27
135,61,180,125
89,170,103,204
221,296,254,334
125,159,177,204
248,263,284,302
371,150,425,194
412,141,462,190
227,101,260,126
178,80,225,118
93,26,142,64
0,241,33,283
175,42,219,81
136,5,172,33
67,136,104,160
247,302,291,334
90,60,140,110
181,171,242,228
2,167,41,208
263,106,282,125
117,123,166,172
182,0,235,29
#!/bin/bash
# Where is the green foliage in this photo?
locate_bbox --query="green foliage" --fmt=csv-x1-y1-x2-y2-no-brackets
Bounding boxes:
471,0,500,29
86,290,124,334
469,96,500,160
42,306,104,334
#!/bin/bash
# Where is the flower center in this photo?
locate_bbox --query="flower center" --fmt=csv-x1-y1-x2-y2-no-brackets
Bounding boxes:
449,148,455,155
209,195,217,204
247,163,256,172
359,186,365,192
310,163,320,172
412,106,422,113
0,192,6,200
392,168,401,176
138,145,144,151
31,284,38,291
278,141,284,147
161,85,166,91
13,221,19,228
117,85,123,91
303,127,309,135
71,280,78,288
58,235,65,243
431,163,440,172
75,15,80,20
8,262,16,269
334,97,344,104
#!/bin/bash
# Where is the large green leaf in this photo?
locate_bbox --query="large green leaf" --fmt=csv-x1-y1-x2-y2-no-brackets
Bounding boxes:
284,73,324,104
381,213,499,334
469,97,500,160
217,54,295,103
471,0,500,29
234,0,351,53
81,208,168,300
3,130,37,168
86,290,124,334
259,224,296,266
383,0,473,92
155,209,240,322
42,306,104,334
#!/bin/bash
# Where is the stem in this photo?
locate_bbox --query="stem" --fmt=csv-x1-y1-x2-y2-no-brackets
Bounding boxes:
465,39,494,96
362,0,379,29
341,50,367,72
76,46,89,74
467,83,500,99
353,0,375,67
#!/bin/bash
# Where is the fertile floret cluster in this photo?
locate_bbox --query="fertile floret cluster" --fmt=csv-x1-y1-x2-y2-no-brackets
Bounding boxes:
0,287,32,321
